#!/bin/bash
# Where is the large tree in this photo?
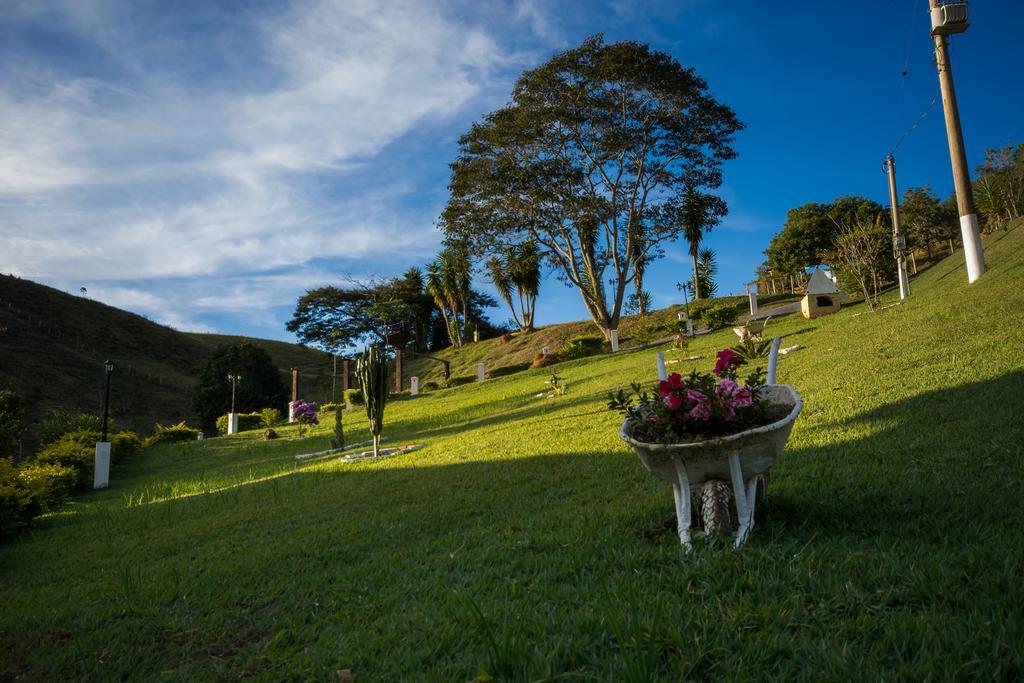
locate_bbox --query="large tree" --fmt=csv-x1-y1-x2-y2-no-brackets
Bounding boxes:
441,35,743,338
191,343,288,429
900,186,956,259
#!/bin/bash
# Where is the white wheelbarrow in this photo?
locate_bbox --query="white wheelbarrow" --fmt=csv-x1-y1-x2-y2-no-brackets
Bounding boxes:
620,384,802,550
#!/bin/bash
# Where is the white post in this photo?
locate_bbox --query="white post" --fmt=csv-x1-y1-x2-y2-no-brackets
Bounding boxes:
542,346,550,356
677,312,686,322
609,329,619,352
288,401,297,423
93,442,110,489
656,352,667,381
410,376,419,396
748,291,758,316
767,337,782,384
227,412,239,435
476,363,485,382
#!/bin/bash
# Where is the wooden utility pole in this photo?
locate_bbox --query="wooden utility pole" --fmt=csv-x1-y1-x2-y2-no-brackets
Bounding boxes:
928,0,985,282
885,155,911,299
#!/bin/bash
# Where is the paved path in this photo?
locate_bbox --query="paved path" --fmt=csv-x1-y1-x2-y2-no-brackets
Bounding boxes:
639,301,803,349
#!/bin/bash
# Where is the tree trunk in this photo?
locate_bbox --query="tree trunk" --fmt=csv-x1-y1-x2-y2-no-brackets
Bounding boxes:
690,249,702,300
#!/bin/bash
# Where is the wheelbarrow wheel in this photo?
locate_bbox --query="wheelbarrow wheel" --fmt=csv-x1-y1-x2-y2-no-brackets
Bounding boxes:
700,479,732,537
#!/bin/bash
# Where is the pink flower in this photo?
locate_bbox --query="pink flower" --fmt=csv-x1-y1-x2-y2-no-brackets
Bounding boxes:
689,401,712,420
686,389,707,405
658,373,684,398
714,348,743,376
731,386,753,408
716,378,739,397
665,393,683,411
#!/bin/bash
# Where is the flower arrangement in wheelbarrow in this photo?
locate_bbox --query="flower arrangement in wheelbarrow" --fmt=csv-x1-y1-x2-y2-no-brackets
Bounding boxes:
611,349,802,550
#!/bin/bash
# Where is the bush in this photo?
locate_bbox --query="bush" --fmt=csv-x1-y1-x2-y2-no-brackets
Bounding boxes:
16,461,77,510
701,302,738,330
344,388,364,406
317,404,343,414
560,335,605,360
144,422,201,448
443,376,475,388
423,381,439,391
0,389,25,457
489,363,532,378
0,474,37,541
215,412,262,436
390,390,411,398
35,410,103,447
36,429,140,488
632,322,671,345
532,353,558,369
260,408,283,428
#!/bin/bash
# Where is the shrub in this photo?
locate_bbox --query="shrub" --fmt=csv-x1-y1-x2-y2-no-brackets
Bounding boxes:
109,432,142,463
144,422,201,448
317,404,343,414
35,410,103,447
632,322,670,345
489,363,532,378
16,461,77,510
0,389,25,457
344,388,364,406
36,429,140,488
260,408,283,428
423,381,439,391
0,470,37,541
701,302,738,330
389,390,411,398
263,429,279,440
560,335,605,360
532,353,558,369
215,412,262,436
443,376,475,388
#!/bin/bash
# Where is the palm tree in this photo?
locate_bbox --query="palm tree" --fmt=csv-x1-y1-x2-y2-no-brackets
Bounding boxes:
488,242,541,332
679,188,727,300
425,261,456,347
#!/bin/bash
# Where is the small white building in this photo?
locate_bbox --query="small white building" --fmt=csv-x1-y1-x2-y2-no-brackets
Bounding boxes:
800,268,843,319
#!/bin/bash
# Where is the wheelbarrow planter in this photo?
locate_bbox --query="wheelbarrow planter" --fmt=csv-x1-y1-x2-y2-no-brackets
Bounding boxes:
619,384,802,550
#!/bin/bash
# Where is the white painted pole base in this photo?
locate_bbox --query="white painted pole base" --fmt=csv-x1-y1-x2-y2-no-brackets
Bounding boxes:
226,412,239,435
476,363,485,382
410,376,419,396
897,262,911,300
93,442,111,489
767,337,782,384
672,459,693,551
656,352,667,381
748,291,758,316
960,213,986,283
609,329,619,352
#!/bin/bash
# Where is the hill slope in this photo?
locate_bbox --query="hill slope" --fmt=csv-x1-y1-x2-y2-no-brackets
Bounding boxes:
0,276,333,437
1,222,1021,678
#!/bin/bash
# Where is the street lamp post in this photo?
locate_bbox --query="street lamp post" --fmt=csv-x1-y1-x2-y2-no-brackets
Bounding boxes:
94,359,114,489
227,372,242,435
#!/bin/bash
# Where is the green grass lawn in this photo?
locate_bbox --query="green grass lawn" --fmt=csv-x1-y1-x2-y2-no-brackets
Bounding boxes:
2,225,1023,680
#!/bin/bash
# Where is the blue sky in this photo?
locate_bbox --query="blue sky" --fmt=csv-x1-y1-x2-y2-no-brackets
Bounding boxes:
2,0,1021,341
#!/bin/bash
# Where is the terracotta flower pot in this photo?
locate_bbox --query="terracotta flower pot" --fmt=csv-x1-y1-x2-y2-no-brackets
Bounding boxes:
619,384,802,549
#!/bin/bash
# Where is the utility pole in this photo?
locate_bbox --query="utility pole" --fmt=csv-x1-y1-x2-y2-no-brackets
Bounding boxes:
885,155,911,299
928,0,985,283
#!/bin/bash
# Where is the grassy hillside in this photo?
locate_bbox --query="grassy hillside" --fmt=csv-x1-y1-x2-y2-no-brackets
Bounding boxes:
406,293,800,385
2,222,1022,679
0,276,333,438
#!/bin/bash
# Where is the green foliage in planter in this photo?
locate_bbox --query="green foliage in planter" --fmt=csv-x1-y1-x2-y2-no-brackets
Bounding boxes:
489,362,532,378
215,412,262,436
343,388,364,406
356,346,389,457
259,408,283,428
144,422,201,448
560,335,605,360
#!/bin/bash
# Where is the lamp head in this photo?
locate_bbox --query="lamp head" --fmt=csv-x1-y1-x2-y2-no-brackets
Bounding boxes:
104,359,114,373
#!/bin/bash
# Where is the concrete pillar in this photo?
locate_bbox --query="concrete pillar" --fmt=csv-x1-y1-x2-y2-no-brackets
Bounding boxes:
610,329,619,352
410,376,419,396
227,412,239,435
748,291,758,316
656,352,667,381
93,442,110,489
476,363,485,382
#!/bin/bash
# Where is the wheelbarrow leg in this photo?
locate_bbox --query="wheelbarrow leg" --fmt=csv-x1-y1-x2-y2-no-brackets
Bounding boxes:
671,459,693,551
727,452,755,548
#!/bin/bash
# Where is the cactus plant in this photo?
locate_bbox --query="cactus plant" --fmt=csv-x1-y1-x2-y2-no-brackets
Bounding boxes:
330,405,344,450
356,345,390,457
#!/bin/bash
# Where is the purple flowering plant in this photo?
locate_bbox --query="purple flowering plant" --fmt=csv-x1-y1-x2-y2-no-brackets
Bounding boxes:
608,348,768,443
292,399,319,436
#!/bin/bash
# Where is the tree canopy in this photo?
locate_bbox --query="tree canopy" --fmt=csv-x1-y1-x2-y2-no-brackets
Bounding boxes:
441,35,743,337
191,343,288,429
